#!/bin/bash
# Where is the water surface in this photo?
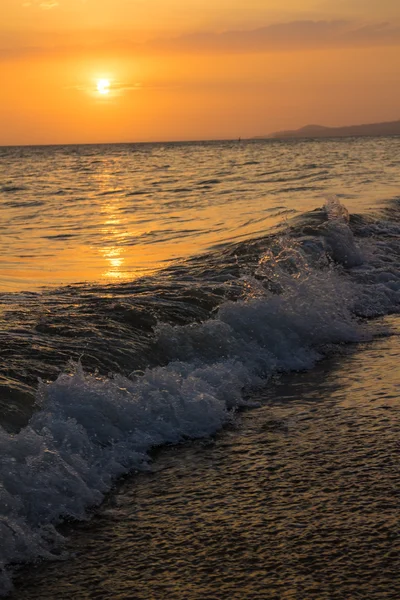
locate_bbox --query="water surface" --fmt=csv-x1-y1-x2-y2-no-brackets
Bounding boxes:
0,138,399,596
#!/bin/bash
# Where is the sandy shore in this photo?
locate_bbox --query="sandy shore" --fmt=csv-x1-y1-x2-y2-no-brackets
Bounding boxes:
12,317,400,599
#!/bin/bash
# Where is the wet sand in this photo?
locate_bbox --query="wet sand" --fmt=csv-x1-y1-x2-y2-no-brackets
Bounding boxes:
12,317,400,599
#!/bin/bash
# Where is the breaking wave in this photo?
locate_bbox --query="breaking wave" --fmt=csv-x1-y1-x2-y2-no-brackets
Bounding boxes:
0,197,399,594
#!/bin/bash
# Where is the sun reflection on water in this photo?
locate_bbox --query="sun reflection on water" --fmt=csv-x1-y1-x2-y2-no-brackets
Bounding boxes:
97,170,131,279
100,245,125,278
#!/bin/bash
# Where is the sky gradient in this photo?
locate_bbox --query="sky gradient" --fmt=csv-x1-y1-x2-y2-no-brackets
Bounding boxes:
1,0,399,144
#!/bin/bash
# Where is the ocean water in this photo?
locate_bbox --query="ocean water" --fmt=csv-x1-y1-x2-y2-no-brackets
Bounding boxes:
0,138,400,596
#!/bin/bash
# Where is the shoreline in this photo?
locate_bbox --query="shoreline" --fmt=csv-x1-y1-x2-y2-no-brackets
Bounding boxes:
12,316,400,599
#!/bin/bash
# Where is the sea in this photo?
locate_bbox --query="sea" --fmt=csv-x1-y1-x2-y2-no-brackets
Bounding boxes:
0,138,399,598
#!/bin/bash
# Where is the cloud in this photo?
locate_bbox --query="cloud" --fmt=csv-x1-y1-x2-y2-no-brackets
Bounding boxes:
22,0,59,8
70,80,175,97
39,2,59,8
2,19,400,61
152,20,400,54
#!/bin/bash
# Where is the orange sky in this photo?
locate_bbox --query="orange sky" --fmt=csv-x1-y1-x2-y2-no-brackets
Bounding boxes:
1,0,399,145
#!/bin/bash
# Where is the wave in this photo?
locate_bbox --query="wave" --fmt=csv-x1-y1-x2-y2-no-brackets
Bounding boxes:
0,197,399,594
0,185,28,193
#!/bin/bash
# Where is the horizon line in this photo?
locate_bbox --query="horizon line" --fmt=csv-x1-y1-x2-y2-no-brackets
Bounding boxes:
1,137,256,148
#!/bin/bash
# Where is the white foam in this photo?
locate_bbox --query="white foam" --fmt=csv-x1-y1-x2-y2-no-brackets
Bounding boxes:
1,199,400,594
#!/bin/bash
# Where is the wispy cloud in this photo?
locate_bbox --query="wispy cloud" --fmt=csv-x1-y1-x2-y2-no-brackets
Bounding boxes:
70,80,177,97
22,1,59,8
2,19,400,60
71,80,142,94
153,20,400,54
40,2,59,9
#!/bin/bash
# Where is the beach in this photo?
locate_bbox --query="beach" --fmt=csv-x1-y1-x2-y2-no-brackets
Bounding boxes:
12,316,400,599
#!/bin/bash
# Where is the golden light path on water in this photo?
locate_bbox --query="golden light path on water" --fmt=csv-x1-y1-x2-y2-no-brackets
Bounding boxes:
1,138,399,292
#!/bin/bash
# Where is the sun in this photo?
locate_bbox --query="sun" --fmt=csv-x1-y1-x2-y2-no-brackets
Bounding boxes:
96,79,110,95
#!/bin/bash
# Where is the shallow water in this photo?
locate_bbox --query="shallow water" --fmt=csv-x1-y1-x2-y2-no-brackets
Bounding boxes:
12,317,400,599
0,138,399,595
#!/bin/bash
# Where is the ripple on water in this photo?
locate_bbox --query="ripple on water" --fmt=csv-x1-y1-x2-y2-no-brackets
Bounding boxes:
12,318,400,600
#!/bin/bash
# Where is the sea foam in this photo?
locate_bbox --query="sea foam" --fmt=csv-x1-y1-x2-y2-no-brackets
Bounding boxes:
1,198,399,594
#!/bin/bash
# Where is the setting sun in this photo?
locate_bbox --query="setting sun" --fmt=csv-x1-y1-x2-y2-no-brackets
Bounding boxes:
96,79,110,95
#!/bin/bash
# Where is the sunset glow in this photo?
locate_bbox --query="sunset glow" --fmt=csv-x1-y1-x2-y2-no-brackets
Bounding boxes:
1,0,400,145
96,79,110,95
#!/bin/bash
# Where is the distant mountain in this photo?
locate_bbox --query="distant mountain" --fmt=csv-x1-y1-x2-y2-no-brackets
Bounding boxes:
256,120,400,139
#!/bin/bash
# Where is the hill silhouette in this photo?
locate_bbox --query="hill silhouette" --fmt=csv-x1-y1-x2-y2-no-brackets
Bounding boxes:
256,120,400,139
